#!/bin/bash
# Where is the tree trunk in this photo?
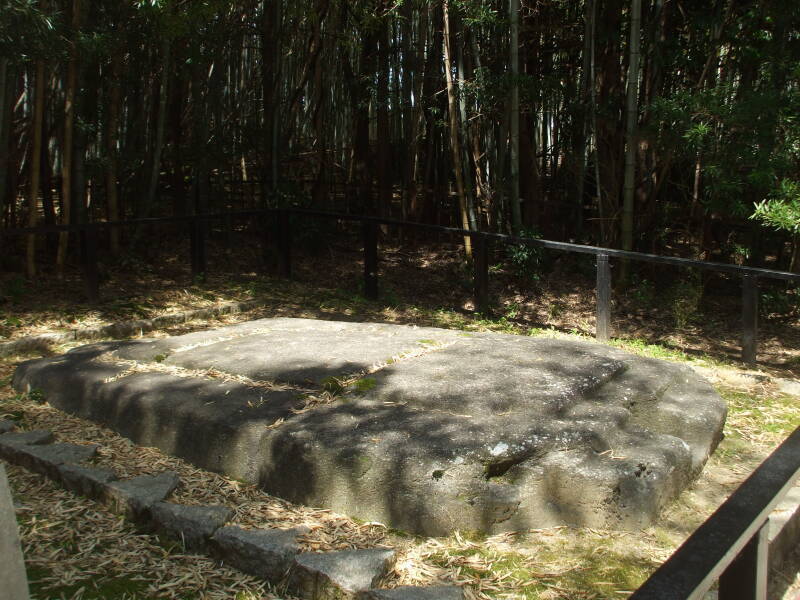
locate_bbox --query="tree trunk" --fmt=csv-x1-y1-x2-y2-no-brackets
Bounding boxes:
620,0,642,278
261,0,282,192
443,0,471,256
573,0,595,238
26,60,46,279
144,34,172,220
57,0,82,277
376,24,391,217
404,4,428,222
508,0,522,234
106,54,122,253
0,58,9,222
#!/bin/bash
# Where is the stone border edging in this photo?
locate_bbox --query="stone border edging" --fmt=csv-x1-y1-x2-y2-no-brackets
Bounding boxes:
0,299,263,358
0,422,464,600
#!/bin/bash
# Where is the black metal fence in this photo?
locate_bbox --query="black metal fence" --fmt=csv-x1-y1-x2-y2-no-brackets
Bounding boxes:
2,207,800,599
631,426,800,600
4,207,798,365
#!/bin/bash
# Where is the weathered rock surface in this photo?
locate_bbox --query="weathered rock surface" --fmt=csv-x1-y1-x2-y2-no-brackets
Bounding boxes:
112,317,460,385
150,502,233,550
103,472,180,518
13,317,727,534
357,587,464,600
0,464,30,600
0,442,98,479
56,464,118,498
0,429,54,448
210,525,308,581
290,549,396,600
0,419,16,434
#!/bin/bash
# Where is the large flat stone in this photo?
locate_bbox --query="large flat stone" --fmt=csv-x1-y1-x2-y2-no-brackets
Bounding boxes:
290,549,396,600
357,587,464,600
56,464,118,498
0,464,29,600
0,442,98,479
210,525,308,581
103,472,180,519
0,419,17,434
113,318,460,386
13,318,726,534
0,430,54,448
150,502,233,551
12,347,301,483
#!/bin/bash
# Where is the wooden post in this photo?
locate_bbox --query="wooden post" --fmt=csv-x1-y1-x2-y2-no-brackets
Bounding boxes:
224,211,233,252
363,220,378,300
190,216,206,281
259,214,271,274
473,233,489,313
742,274,758,366
718,522,769,600
276,210,291,278
190,217,198,277
596,253,612,341
81,225,100,304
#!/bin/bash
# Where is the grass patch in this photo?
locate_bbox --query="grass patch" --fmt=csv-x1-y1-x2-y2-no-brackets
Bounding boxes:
27,565,152,600
353,377,377,393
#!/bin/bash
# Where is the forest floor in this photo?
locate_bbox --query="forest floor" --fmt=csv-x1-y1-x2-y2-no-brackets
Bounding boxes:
1,234,800,599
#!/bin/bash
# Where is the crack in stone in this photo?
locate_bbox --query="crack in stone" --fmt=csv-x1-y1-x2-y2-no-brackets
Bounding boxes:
169,328,274,354
95,351,307,393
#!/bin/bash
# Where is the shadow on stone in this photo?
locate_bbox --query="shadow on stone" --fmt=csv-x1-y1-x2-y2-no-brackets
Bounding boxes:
12,317,727,536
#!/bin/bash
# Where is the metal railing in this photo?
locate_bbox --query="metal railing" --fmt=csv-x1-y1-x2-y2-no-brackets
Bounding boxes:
631,426,800,600
2,207,800,599
2,207,800,366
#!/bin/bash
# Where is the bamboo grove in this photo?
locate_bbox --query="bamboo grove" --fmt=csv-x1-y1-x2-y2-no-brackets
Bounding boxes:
2,0,800,277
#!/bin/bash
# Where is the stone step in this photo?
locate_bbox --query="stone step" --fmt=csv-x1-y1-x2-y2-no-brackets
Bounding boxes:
149,502,233,551
1,464,29,600
0,429,54,448
290,548,397,600
357,586,465,600
211,525,309,582
56,464,118,498
1,431,463,600
102,471,181,519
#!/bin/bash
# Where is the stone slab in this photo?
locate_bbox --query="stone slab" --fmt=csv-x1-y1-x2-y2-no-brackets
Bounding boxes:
0,419,16,434
150,502,233,551
357,587,464,600
0,464,29,600
210,525,309,581
4,442,98,479
290,549,396,600
12,318,727,535
103,472,180,519
0,430,54,448
56,464,118,498
112,317,460,385
769,485,800,573
775,378,800,398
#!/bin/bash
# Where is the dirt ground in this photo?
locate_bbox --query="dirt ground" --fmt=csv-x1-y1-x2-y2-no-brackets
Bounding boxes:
2,227,799,372
1,229,799,599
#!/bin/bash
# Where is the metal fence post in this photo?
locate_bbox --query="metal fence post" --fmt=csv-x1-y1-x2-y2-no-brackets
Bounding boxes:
742,274,758,366
259,213,271,274
190,216,206,281
596,253,612,342
473,233,489,313
718,522,769,600
81,225,100,304
363,220,379,300
276,210,291,278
